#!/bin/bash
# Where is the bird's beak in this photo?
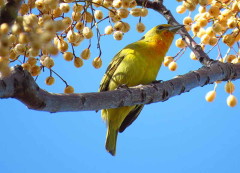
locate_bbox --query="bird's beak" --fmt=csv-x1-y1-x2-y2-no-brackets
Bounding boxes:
169,25,184,32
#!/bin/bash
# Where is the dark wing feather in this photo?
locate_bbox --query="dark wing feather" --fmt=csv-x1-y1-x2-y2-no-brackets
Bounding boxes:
119,105,144,133
99,51,125,92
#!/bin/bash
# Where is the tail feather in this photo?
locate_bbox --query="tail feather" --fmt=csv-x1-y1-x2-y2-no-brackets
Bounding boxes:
105,127,118,156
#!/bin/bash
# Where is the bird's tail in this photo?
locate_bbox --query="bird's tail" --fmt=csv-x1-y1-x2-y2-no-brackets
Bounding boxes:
105,127,118,156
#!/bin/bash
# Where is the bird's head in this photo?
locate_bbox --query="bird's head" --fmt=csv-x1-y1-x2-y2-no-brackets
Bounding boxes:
142,24,184,41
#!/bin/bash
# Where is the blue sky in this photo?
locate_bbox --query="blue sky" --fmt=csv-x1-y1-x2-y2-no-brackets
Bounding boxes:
1,1,240,173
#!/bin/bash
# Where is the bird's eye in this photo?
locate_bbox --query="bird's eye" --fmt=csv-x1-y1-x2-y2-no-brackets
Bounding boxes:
157,25,165,30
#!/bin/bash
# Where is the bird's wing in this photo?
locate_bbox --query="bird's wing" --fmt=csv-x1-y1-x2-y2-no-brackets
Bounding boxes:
99,51,125,92
119,105,144,133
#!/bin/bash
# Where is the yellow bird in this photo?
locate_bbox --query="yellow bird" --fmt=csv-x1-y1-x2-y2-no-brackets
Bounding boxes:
99,24,183,155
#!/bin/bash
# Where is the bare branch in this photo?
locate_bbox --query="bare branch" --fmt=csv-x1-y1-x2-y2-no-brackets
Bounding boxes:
1,62,240,112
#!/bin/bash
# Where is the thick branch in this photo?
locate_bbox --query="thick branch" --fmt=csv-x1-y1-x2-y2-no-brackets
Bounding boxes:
136,0,211,66
1,62,240,112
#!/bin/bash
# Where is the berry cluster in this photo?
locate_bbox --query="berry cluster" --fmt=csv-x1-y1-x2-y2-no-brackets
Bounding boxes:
0,0,149,93
164,0,239,107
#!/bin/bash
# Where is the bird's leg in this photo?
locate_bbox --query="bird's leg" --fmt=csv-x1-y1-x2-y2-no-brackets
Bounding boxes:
151,80,163,84
149,80,163,91
117,84,132,94
117,84,129,89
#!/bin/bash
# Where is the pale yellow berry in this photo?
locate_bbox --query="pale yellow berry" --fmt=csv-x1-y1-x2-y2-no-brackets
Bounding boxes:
197,28,206,38
197,17,208,27
30,65,41,76
211,0,222,8
114,21,124,31
14,44,26,55
81,48,91,60
130,8,141,17
109,9,117,18
9,50,18,60
27,57,37,66
74,57,83,68
40,31,55,44
199,0,208,6
62,17,72,27
72,12,81,21
64,85,74,93
205,90,216,102
198,6,206,13
227,18,237,29
140,8,148,17
206,27,215,37
208,6,220,17
208,37,218,46
231,1,239,12
73,4,83,12
231,58,240,64
0,57,10,77
75,22,84,31
63,52,73,61
94,10,103,20
35,0,44,11
191,24,201,34
183,1,196,11
176,5,186,14
67,30,78,43
129,0,137,8
82,27,93,39
42,56,54,68
183,16,193,25
111,15,121,23
104,25,114,35
8,34,17,44
45,76,55,85
18,32,29,44
117,8,129,18
22,63,31,71
168,61,178,71
225,54,236,63
92,0,102,7
221,9,233,18
59,3,70,13
225,81,235,94
0,23,9,34
113,0,122,8
190,51,198,60
227,95,237,107
212,22,222,34
175,38,186,48
201,34,210,45
52,8,62,18
136,23,145,33
113,31,123,40
92,57,102,69
163,56,174,67
122,0,130,8
121,22,130,33
222,34,235,47
103,0,112,7
184,25,191,32
28,48,39,57
83,12,93,23
19,3,29,15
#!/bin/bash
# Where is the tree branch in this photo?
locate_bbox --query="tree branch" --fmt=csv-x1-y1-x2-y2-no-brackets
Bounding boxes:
1,62,240,112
